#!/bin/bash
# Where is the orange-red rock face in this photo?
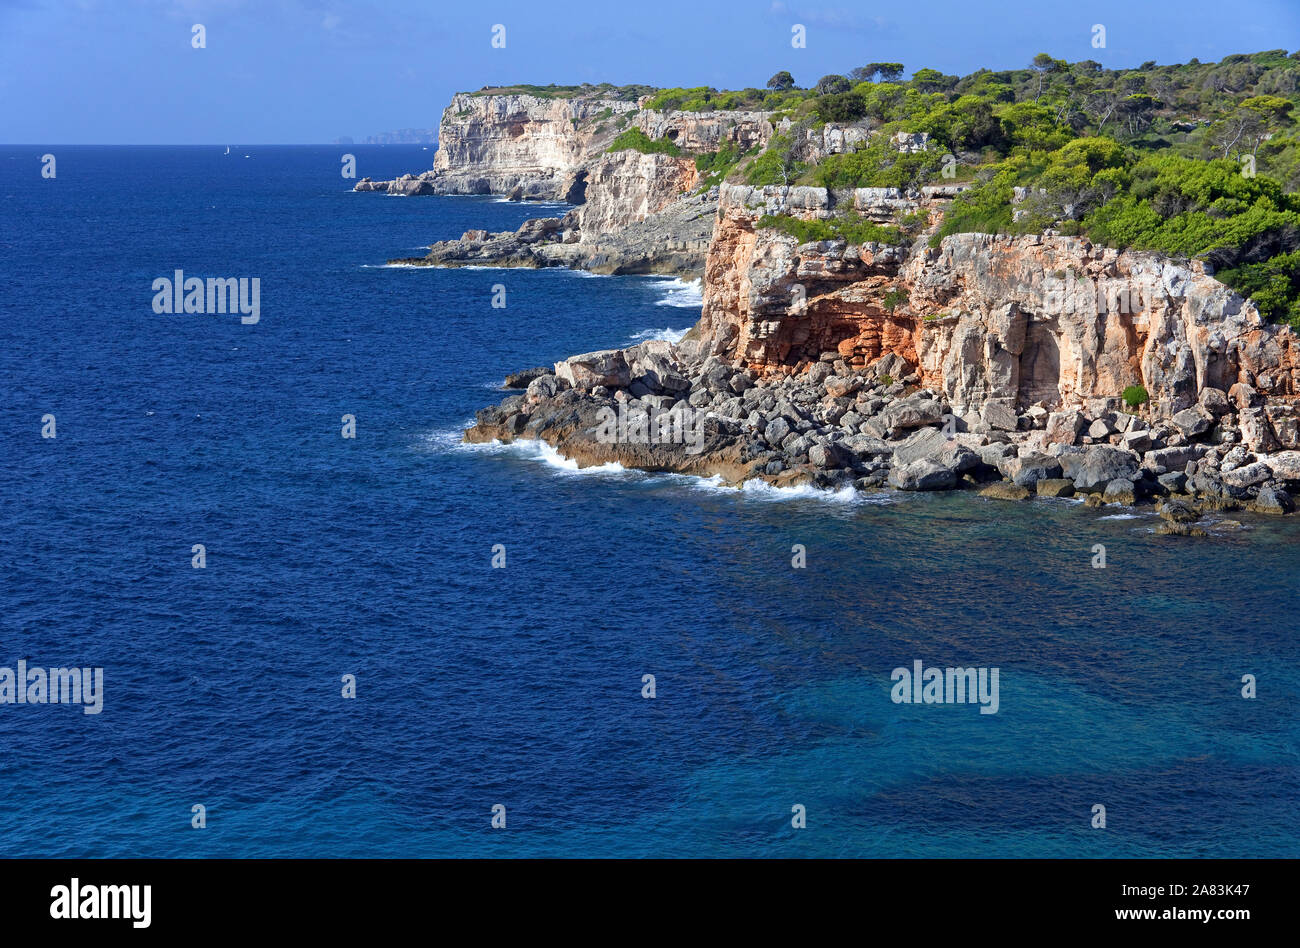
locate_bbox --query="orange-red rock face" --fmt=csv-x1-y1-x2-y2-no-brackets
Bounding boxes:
699,187,918,375
699,184,1300,445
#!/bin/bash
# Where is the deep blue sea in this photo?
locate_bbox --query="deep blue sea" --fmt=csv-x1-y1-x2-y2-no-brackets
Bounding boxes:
1,146,1297,857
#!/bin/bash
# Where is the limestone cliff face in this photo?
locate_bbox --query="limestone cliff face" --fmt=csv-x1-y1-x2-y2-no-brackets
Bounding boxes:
575,150,701,233
429,92,634,197
698,183,1300,448
402,148,714,275
697,183,920,368
357,91,636,199
389,95,719,274
633,107,775,152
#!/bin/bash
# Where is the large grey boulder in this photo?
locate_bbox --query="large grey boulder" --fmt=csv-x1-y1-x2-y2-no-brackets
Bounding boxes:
891,427,979,472
881,394,945,431
1253,485,1295,514
887,458,959,491
1103,478,1137,505
842,434,892,458
808,442,846,469
763,416,791,448
1060,445,1141,492
1006,451,1063,488
1171,407,1212,438
1221,461,1272,488
980,398,1019,432
1143,444,1207,473
1264,451,1300,481
555,349,631,390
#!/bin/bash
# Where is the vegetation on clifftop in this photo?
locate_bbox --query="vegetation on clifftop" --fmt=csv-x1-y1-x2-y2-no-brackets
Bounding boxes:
729,50,1300,325
472,82,653,100
477,50,1300,323
606,127,681,156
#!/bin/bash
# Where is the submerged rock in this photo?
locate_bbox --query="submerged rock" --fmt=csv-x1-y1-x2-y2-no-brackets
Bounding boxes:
1035,478,1076,498
980,481,1032,501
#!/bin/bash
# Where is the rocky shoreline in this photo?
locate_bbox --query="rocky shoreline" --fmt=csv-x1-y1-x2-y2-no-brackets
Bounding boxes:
466,336,1300,531
366,87,1300,532
387,183,718,276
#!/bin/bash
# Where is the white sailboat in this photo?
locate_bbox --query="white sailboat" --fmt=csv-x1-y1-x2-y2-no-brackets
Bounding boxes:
224,145,230,155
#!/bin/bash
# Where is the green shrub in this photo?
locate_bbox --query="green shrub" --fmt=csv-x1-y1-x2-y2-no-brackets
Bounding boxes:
882,288,910,313
812,139,945,189
607,127,681,156
1217,250,1300,327
694,143,750,188
1122,385,1150,408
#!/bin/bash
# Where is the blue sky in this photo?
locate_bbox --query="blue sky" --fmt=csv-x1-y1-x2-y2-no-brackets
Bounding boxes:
2,0,1298,143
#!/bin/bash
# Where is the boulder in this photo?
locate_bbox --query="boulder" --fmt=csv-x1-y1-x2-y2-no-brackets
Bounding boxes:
1060,445,1141,492
505,366,551,389
763,416,791,448
807,362,833,387
825,376,862,399
1087,418,1114,439
1171,407,1212,438
980,398,1018,432
555,349,631,390
1199,387,1231,416
887,459,959,491
1122,429,1153,452
891,427,979,472
1252,486,1294,515
1264,451,1300,481
1102,478,1137,505
1045,410,1087,445
842,434,892,458
1156,521,1208,537
1006,452,1063,489
525,374,561,402
1220,461,1272,488
1158,500,1200,523
1238,406,1280,452
1143,445,1207,472
978,442,1018,467
1157,471,1188,494
1035,478,1076,498
700,363,734,394
881,395,945,431
808,442,846,469
980,482,1032,501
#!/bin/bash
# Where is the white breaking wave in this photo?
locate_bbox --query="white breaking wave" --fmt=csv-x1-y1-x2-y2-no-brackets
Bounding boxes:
627,326,691,344
454,435,630,477
428,429,897,504
534,441,626,475
644,276,704,308
734,479,894,505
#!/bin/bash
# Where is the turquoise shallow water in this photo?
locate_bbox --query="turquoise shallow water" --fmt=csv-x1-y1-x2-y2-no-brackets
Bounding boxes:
0,146,1296,857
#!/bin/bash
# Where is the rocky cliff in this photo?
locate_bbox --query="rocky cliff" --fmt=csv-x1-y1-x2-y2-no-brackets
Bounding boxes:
465,177,1300,525
697,182,1300,449
361,92,791,274
390,149,716,276
355,91,636,199
633,107,775,152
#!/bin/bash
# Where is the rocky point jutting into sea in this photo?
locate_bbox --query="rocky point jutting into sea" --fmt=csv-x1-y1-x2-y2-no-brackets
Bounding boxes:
360,86,1300,530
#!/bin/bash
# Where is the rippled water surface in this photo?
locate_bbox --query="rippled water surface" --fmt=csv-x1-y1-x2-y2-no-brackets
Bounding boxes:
1,146,1296,857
